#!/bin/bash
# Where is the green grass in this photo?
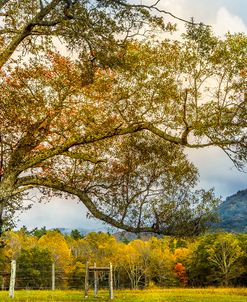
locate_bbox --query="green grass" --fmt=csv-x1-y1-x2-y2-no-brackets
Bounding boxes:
0,288,247,302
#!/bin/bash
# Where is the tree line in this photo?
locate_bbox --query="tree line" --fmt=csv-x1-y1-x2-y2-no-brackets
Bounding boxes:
0,229,247,289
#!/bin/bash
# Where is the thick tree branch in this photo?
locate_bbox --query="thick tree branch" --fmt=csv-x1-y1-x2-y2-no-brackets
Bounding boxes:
16,174,214,236
61,151,106,164
0,0,62,69
9,120,245,176
145,123,246,148
17,175,160,234
181,89,192,145
7,116,54,172
13,123,148,173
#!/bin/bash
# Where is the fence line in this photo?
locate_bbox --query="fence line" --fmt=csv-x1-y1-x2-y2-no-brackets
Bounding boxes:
3,260,115,299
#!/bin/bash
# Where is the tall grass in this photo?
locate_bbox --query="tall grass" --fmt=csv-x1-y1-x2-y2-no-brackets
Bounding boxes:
0,288,247,302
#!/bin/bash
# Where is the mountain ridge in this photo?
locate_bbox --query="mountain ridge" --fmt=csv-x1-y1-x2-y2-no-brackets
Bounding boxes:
217,188,247,233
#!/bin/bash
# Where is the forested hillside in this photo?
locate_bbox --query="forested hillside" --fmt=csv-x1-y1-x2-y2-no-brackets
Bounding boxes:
218,189,247,233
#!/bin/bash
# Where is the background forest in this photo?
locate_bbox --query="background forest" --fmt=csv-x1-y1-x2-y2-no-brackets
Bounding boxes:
1,229,247,290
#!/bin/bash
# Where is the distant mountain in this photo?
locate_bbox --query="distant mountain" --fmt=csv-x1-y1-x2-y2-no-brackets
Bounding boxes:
218,188,247,233
56,227,102,235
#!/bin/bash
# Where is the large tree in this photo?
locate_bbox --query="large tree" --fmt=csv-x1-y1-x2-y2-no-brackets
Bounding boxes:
0,1,246,236
0,0,167,234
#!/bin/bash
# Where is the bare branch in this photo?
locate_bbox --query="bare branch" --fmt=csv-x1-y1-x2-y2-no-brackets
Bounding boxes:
112,0,205,25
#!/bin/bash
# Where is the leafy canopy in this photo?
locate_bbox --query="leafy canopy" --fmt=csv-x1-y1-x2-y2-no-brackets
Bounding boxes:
0,1,246,236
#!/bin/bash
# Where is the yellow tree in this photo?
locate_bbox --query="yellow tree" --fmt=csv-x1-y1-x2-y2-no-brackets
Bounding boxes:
147,237,177,286
37,230,72,278
73,232,120,266
3,229,37,259
119,240,147,289
208,233,245,286
68,232,123,289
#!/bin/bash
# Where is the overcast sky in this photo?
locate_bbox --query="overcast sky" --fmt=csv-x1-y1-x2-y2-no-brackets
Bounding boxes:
16,0,247,231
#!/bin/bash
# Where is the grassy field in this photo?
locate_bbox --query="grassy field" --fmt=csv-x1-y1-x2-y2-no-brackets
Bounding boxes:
0,288,247,302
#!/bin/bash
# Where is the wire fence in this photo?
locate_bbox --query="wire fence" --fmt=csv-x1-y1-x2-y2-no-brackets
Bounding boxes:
1,264,82,291
1,261,117,292
1,272,131,290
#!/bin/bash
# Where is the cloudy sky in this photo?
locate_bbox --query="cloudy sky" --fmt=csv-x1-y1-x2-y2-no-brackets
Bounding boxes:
16,0,247,231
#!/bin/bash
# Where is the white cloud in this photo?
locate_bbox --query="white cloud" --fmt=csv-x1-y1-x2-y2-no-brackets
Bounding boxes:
213,6,247,36
186,147,247,199
15,197,105,231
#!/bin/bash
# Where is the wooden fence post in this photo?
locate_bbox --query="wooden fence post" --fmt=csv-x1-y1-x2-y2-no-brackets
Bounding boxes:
52,263,55,291
94,262,98,297
109,262,114,300
84,261,89,298
9,260,16,299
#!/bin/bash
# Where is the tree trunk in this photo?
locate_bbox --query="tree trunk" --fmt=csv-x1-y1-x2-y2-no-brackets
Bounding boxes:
0,201,4,238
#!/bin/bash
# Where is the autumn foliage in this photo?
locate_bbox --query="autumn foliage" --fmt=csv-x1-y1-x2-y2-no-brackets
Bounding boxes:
0,230,247,289
175,263,188,286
